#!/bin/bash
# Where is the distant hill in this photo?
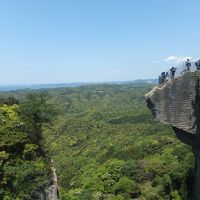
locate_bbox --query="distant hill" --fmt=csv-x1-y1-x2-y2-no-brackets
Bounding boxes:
0,83,86,91
0,79,157,91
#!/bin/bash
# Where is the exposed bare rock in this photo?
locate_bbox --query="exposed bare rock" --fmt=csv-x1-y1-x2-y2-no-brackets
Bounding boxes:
40,159,59,200
146,70,200,200
146,71,200,134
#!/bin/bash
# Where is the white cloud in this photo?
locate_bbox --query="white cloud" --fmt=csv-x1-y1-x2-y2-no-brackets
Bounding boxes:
164,56,192,63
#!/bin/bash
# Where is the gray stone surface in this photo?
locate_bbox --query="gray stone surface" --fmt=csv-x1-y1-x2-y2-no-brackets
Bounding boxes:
40,159,59,200
146,71,200,134
146,70,200,200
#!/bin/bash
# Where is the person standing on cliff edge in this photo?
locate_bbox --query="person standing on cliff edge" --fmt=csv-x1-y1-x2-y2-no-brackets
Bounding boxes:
195,59,200,70
170,67,176,79
185,59,191,71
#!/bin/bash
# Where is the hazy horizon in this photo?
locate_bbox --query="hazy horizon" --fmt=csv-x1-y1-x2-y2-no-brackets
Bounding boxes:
0,78,157,92
0,78,157,85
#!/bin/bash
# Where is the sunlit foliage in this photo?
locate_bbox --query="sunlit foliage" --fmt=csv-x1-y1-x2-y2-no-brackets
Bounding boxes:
0,94,52,199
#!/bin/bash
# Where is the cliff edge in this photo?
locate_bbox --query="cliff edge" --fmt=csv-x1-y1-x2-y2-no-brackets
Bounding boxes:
146,70,200,200
146,71,200,134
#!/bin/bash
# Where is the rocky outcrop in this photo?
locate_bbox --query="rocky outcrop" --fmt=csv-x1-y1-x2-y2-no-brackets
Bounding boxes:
41,159,59,200
146,71,200,133
146,71,200,200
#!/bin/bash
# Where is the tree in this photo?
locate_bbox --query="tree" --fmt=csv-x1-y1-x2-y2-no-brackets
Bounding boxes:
20,92,55,145
0,95,51,199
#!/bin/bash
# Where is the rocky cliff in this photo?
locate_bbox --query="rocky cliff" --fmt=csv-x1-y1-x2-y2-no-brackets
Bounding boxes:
146,71,200,200
146,71,200,133
41,159,59,200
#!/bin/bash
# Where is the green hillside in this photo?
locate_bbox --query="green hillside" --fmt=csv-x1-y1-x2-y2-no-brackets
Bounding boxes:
43,83,193,200
0,83,194,199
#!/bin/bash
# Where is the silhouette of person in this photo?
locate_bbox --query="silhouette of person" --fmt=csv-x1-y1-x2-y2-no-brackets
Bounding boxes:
195,59,200,70
170,67,176,79
185,59,191,71
161,72,166,83
159,75,162,84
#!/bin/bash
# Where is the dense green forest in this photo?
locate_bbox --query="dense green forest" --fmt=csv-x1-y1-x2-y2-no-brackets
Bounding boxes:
0,94,52,200
0,83,194,199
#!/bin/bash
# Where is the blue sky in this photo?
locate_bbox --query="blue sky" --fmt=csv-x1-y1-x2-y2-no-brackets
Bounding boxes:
0,0,200,84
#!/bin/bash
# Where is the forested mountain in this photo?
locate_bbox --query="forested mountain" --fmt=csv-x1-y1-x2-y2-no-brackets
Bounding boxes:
0,83,194,199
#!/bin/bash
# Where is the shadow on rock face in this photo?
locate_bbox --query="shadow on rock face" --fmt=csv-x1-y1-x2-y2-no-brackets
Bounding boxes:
146,98,156,117
145,71,200,200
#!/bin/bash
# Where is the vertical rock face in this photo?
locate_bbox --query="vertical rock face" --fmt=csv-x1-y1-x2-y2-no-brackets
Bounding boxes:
146,71,200,200
44,185,59,200
40,159,59,200
146,71,200,134
45,159,59,200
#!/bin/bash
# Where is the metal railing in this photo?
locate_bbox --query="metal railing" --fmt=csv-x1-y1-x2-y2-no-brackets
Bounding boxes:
170,61,196,78
159,60,200,84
